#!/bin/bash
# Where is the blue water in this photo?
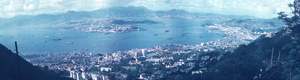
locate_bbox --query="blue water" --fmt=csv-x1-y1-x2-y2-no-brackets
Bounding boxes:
0,18,224,54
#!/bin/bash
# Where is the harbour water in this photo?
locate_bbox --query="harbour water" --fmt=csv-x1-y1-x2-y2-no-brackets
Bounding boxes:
0,18,224,54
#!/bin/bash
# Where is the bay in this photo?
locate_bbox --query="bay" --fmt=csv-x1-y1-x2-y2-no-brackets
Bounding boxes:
0,18,224,54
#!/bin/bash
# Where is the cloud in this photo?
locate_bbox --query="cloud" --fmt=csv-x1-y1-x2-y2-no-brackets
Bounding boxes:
0,0,133,18
0,0,294,18
23,4,35,11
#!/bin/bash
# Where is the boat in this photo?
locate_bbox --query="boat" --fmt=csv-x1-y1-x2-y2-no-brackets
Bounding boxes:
53,38,61,41
166,38,173,40
65,42,74,44
44,35,50,38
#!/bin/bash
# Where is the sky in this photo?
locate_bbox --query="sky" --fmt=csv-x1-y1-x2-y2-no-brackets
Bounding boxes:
0,0,294,19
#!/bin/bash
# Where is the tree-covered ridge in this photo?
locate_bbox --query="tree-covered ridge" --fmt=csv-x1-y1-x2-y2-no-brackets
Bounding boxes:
200,0,300,79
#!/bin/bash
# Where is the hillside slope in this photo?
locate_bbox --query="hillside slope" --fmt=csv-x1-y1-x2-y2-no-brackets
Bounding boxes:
201,25,300,80
0,43,72,80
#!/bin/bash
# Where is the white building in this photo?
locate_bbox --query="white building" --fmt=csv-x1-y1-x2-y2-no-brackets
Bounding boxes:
70,71,77,79
91,74,101,80
100,67,112,72
82,72,91,80
141,49,146,57
76,72,82,80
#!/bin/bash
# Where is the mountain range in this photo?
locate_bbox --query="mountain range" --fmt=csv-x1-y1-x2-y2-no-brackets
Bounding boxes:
0,6,257,27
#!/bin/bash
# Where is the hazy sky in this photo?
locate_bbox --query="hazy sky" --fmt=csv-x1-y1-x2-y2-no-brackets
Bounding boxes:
0,0,294,18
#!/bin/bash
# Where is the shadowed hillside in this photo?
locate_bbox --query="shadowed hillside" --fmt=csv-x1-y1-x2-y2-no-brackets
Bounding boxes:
0,43,72,80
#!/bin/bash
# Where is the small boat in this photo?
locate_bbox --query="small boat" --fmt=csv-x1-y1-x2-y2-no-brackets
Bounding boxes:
44,35,50,38
53,38,61,41
66,42,74,44
166,38,173,40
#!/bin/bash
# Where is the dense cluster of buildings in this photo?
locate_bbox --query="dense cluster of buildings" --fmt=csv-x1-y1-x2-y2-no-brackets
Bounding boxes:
54,19,148,33
23,43,218,80
69,71,106,80
205,24,258,48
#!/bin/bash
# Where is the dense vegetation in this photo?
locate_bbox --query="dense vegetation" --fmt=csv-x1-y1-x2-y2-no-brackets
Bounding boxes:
195,0,300,79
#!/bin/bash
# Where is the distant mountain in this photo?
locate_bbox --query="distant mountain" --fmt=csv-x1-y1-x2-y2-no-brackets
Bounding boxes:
0,6,260,28
111,19,159,25
92,6,152,17
154,9,190,16
0,43,72,80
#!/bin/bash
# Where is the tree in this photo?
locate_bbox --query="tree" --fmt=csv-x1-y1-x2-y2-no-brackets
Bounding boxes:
281,37,300,79
278,1,300,79
278,0,300,27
